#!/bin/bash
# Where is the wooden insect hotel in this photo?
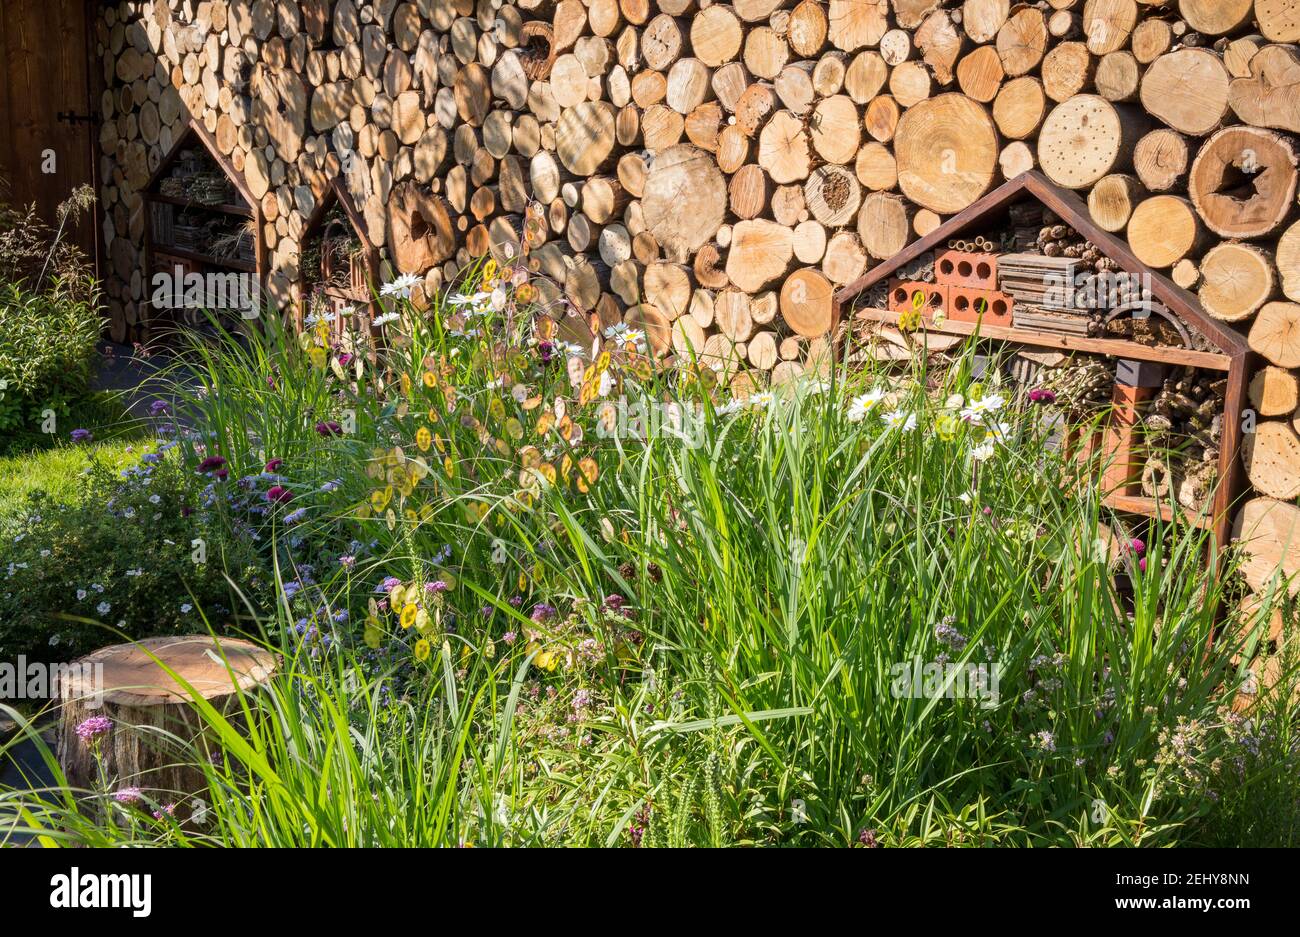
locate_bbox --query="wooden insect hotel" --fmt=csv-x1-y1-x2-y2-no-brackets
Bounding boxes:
295,175,381,333
837,172,1250,550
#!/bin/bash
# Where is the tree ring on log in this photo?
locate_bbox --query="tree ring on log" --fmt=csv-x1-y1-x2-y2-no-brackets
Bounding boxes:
1189,126,1299,240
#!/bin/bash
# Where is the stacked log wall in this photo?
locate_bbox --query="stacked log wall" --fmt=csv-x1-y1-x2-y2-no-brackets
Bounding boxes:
95,0,1300,589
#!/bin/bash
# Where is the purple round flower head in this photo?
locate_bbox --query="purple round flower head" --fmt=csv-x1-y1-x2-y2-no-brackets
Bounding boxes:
267,376,276,389
481,605,495,618
1028,388,1056,405
1138,557,1147,573
316,420,343,437
149,399,170,417
69,428,93,443
379,576,401,593
75,716,113,741
502,630,517,645
426,580,450,594
114,786,143,804
538,340,556,364
603,594,625,610
265,485,294,504
264,458,284,473
339,554,356,568
858,828,878,848
530,603,557,622
197,455,227,473
509,595,523,608
152,804,176,820
338,352,354,367
1130,538,1146,555
214,468,229,481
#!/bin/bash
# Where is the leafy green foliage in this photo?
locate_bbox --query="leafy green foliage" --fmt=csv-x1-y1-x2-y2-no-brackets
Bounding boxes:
0,448,268,662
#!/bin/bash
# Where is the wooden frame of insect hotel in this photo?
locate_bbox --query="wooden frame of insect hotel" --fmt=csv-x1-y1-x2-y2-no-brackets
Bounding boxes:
834,172,1252,552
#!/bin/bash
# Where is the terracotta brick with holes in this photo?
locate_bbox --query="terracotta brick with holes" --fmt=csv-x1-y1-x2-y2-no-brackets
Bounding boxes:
887,280,949,320
935,250,998,290
947,286,1014,327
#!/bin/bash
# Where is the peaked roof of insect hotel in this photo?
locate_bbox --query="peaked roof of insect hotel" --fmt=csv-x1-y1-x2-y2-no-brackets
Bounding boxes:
834,171,1250,360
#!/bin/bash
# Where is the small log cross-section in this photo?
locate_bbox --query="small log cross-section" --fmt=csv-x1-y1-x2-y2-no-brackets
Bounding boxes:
58,636,276,798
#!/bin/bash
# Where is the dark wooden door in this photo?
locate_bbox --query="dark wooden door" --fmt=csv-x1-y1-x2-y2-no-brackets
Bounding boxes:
0,0,98,264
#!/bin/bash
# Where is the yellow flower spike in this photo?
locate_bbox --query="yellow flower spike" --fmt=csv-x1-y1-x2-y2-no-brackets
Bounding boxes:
535,649,554,671
400,604,419,629
583,364,596,384
414,639,431,661
370,487,392,512
505,417,524,440
560,453,573,483
428,407,441,424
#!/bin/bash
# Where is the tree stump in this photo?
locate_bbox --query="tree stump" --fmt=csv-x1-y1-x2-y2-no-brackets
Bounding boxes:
58,636,276,796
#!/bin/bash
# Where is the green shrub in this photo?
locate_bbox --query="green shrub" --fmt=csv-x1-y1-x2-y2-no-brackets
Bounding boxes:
0,283,103,435
0,442,269,662
0,185,103,446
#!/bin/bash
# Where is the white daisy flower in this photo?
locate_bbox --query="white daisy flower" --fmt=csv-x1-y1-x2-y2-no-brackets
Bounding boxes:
848,388,886,422
372,310,402,327
750,390,776,409
882,409,917,432
379,273,421,299
970,440,996,462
